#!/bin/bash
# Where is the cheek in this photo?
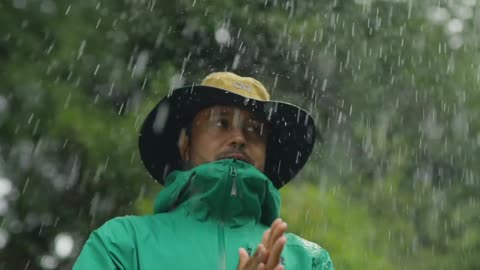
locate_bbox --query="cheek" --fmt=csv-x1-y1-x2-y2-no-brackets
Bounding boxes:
251,143,267,169
190,134,221,160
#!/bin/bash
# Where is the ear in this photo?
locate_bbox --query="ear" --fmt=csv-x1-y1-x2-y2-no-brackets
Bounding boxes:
177,128,190,161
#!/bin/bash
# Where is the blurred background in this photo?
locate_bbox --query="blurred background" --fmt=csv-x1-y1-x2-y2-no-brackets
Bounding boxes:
1,0,479,269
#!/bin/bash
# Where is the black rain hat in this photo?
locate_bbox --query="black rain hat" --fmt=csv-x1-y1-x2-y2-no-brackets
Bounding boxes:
138,72,317,188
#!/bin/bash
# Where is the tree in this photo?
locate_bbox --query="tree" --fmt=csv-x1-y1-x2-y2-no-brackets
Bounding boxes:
1,0,479,269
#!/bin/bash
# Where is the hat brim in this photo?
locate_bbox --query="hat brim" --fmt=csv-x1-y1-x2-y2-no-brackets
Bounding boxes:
138,85,317,188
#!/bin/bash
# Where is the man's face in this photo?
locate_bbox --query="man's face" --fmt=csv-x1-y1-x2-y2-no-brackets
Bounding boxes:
178,105,269,171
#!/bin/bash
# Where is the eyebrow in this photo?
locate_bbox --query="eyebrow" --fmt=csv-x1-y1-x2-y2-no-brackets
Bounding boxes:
208,110,230,119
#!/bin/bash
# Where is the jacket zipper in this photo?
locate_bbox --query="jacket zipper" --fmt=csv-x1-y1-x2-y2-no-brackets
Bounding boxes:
218,160,238,270
218,221,226,270
230,162,238,196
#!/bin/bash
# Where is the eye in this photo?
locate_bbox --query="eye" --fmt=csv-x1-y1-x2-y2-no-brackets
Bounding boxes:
245,120,263,135
215,118,230,128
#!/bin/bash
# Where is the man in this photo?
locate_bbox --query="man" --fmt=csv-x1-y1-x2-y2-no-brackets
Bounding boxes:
74,72,334,269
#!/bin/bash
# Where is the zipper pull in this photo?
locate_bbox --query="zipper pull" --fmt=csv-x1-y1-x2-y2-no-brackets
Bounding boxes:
230,164,238,176
230,164,238,196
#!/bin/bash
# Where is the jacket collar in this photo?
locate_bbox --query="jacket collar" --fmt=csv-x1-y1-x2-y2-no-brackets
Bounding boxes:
154,159,280,226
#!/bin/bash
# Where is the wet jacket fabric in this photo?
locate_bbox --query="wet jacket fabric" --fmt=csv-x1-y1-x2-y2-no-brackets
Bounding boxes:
73,159,334,270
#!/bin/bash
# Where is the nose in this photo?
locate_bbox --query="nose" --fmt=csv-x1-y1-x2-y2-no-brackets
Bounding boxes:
228,126,247,149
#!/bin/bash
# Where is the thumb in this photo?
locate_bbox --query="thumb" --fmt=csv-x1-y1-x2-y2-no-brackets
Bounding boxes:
236,248,249,270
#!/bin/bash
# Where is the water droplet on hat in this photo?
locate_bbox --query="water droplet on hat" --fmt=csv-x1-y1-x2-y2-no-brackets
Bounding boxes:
264,104,274,120
162,164,171,180
296,151,301,164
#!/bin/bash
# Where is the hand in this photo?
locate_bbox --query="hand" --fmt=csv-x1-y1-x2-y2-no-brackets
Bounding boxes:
236,218,288,270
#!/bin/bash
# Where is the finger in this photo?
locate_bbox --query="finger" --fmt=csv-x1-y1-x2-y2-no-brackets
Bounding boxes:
244,244,267,269
261,229,270,247
271,220,286,238
257,262,266,270
254,244,267,264
268,220,287,249
237,248,249,270
266,219,282,248
266,238,286,270
266,236,287,269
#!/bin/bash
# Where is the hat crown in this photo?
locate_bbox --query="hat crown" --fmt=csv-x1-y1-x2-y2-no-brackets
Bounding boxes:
201,72,271,101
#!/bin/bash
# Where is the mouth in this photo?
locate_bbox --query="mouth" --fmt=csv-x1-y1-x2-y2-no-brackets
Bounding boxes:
218,152,252,164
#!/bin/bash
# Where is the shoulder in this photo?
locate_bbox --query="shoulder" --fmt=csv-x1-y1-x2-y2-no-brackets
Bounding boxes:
286,233,335,270
94,213,174,238
91,215,156,243
95,215,140,234
74,216,145,269
89,216,137,245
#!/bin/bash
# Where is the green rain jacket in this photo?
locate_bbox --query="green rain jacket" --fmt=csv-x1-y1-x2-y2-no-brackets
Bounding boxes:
74,159,334,270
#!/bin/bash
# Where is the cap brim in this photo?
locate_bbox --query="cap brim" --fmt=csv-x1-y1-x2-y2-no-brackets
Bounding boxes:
138,85,318,188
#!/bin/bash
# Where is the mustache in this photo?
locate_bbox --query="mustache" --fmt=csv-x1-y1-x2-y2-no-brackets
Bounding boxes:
216,149,253,164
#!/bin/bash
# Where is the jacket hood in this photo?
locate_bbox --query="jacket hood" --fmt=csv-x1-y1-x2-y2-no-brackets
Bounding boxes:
154,159,281,226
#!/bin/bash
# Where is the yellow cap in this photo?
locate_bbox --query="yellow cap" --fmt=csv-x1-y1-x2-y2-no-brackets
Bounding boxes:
201,72,271,101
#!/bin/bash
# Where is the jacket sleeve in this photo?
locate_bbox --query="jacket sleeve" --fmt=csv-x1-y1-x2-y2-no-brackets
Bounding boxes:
73,218,136,270
312,248,335,270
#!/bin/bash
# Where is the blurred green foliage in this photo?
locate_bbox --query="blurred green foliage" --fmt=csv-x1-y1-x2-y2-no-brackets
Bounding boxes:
0,0,479,269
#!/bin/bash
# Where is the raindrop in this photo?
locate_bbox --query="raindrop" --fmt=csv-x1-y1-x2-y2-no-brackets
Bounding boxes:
321,79,328,91
39,255,58,269
426,7,450,24
421,112,444,140
7,218,23,234
0,96,7,112
462,0,476,7
132,51,150,78
452,112,468,139
95,18,102,29
266,106,273,121
152,102,170,134
108,30,129,44
0,95,8,126
446,19,463,34
448,35,464,50
170,73,185,90
54,233,74,258
77,40,86,60
453,5,473,20
0,176,13,197
232,54,241,70
0,228,9,249
305,125,314,144
93,64,100,76
40,0,56,14
12,0,27,9
215,27,231,45
65,4,71,15
0,199,8,216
